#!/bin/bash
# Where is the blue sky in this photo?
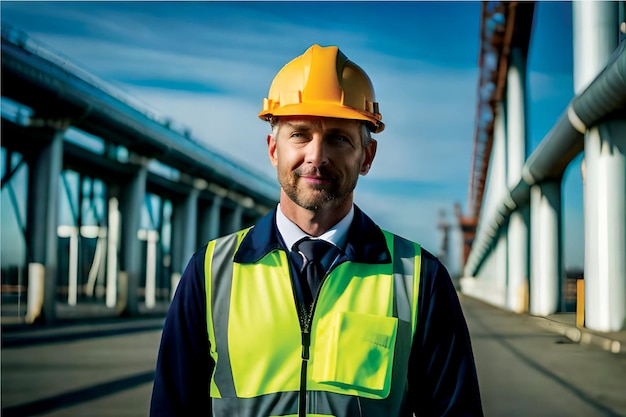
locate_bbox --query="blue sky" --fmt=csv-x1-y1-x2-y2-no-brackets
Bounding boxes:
1,1,582,269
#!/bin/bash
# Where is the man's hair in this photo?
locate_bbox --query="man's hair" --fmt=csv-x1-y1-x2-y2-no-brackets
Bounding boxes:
269,116,372,147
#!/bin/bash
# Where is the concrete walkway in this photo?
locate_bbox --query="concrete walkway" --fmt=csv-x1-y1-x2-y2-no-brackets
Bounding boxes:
462,295,626,417
1,296,625,416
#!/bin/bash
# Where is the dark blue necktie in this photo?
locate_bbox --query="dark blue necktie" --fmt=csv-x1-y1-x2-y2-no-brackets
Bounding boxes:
292,238,339,302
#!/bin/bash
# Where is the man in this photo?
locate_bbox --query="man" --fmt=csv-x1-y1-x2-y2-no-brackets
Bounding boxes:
150,44,483,417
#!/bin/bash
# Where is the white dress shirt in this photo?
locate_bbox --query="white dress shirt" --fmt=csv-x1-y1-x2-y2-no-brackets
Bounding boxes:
275,203,354,253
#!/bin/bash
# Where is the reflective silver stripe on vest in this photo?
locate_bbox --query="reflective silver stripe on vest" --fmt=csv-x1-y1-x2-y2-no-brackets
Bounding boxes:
210,232,240,398
213,390,367,416
391,234,417,333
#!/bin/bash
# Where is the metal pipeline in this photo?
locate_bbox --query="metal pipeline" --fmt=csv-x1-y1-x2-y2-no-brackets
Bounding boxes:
465,38,626,276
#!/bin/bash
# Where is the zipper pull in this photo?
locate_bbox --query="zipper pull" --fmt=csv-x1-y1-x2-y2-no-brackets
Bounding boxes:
301,330,311,360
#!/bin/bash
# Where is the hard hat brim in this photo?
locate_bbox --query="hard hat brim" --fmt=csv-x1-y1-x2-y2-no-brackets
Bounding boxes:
259,103,384,133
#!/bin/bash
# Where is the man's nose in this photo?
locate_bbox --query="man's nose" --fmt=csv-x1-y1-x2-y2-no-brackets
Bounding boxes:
304,136,328,166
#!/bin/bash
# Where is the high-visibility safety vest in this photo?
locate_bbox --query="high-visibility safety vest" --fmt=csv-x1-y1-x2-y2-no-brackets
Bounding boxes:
204,227,421,417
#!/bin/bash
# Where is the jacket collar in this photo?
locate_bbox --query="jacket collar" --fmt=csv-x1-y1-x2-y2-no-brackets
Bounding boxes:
234,205,391,265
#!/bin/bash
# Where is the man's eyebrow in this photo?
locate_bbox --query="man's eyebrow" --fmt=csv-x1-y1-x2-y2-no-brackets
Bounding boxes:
284,121,313,130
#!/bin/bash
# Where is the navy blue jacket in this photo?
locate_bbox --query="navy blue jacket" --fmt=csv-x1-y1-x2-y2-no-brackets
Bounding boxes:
150,206,483,416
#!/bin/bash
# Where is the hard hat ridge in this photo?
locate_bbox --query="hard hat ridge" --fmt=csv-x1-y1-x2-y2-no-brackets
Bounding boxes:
259,44,384,133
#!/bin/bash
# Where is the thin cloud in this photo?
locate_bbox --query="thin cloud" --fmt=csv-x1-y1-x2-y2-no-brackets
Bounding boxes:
1,1,484,257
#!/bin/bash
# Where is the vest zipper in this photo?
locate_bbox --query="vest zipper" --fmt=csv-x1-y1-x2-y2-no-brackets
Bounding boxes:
295,275,323,417
295,256,342,417
297,287,315,417
299,328,310,417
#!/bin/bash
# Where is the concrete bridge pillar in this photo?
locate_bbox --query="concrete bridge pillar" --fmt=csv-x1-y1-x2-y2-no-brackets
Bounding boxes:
582,121,626,332
530,182,562,316
117,156,149,316
170,186,200,300
223,204,244,236
25,126,65,324
197,203,211,247
491,103,508,307
105,197,121,308
205,195,224,241
508,208,529,313
573,1,625,331
506,45,529,313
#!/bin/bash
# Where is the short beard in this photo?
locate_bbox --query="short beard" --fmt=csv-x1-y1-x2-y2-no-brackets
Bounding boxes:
278,169,353,212
288,188,341,211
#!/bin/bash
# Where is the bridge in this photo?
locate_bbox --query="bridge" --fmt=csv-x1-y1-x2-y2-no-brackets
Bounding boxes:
443,1,626,334
1,23,279,323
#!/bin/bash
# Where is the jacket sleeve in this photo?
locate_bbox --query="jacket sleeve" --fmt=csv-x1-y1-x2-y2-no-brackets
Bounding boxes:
408,250,484,417
150,247,213,416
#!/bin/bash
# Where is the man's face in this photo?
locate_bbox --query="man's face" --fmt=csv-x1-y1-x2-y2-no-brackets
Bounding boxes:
267,116,377,212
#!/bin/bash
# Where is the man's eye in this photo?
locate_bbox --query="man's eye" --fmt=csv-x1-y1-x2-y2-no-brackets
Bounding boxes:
331,135,351,144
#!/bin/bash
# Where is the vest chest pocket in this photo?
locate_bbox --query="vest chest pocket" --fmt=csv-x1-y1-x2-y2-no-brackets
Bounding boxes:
311,311,398,399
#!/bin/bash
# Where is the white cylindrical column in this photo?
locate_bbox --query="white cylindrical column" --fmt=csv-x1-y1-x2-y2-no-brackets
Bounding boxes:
494,104,508,306
573,1,624,331
508,209,529,313
506,46,527,188
142,230,159,309
68,228,79,306
572,2,619,92
506,45,529,313
106,197,120,308
25,263,45,324
530,182,562,316
584,123,626,331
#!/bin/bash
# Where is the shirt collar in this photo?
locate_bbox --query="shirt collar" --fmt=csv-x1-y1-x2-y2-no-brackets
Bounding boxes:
233,204,390,265
275,203,354,251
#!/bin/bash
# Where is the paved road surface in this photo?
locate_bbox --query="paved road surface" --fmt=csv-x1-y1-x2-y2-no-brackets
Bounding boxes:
2,296,625,416
2,318,163,417
464,296,626,417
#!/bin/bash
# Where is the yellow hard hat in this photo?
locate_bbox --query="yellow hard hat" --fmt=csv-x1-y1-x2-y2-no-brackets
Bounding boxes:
259,44,384,133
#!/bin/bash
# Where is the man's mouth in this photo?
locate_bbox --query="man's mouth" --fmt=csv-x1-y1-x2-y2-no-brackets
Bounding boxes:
296,167,335,185
300,175,332,185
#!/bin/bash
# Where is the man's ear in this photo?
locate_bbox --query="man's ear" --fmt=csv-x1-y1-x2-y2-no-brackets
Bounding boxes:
267,134,278,168
360,139,377,175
